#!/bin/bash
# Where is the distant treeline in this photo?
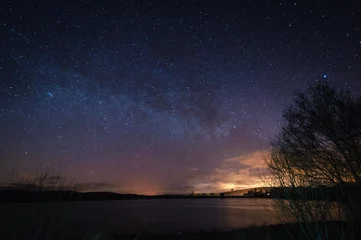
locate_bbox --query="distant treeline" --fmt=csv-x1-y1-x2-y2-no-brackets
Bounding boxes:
268,184,361,202
0,190,189,203
1,184,358,203
0,190,230,203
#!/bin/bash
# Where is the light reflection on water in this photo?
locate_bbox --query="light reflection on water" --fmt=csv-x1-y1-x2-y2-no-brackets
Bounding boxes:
0,198,280,236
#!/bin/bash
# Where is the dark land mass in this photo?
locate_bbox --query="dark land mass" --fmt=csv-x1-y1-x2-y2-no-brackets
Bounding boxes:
0,189,271,204
118,221,360,240
1,184,358,203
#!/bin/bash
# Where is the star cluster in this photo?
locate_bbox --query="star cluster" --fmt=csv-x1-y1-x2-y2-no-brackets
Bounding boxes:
0,0,360,194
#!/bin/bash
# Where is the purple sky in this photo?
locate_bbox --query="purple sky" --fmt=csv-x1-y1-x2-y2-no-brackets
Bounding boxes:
1,0,360,194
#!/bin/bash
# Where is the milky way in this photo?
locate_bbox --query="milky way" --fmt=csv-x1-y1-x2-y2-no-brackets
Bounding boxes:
0,0,360,194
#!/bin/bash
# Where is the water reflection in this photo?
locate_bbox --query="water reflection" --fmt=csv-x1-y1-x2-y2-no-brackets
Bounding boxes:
0,198,281,236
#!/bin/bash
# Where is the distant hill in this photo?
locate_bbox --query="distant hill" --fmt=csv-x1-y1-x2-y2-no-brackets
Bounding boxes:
0,187,276,203
1,185,344,203
0,189,226,203
0,189,166,203
0,185,279,203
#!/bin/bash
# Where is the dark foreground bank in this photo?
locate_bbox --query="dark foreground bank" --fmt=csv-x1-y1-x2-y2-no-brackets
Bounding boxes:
5,221,356,240
112,224,290,240
113,221,360,240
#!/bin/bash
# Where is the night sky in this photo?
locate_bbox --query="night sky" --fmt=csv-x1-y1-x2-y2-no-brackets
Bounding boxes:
1,0,360,194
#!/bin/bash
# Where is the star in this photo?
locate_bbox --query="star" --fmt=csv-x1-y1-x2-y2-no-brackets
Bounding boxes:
0,0,360,194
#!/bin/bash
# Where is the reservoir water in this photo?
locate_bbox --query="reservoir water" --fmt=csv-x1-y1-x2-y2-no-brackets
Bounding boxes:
0,198,280,238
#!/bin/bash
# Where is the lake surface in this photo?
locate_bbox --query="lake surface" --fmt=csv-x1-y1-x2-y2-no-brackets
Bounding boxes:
0,198,280,238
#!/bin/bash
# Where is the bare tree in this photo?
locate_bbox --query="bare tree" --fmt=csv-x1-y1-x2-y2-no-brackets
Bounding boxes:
15,169,78,191
4,169,81,239
266,82,361,239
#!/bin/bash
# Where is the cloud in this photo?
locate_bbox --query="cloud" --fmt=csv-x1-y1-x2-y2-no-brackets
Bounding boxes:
188,150,269,193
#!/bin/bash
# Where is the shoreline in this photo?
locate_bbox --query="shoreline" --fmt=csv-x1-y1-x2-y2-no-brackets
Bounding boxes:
112,221,359,240
0,189,272,204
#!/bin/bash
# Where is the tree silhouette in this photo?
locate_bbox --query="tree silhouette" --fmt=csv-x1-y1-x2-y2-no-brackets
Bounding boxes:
267,82,361,239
